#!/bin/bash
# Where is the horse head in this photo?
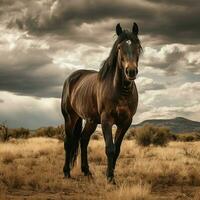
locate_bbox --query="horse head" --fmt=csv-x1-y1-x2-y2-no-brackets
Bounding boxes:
116,23,142,81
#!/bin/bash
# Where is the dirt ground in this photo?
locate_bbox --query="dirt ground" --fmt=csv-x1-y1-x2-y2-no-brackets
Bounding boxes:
1,137,200,200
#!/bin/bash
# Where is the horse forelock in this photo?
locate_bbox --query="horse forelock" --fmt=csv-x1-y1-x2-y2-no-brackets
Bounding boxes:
98,31,142,81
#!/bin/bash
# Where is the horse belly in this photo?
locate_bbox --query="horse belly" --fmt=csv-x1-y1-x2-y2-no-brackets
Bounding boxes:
70,80,99,122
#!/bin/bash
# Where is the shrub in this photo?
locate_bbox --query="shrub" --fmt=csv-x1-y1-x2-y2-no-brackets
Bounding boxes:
34,125,64,140
11,128,30,139
170,134,177,141
0,124,9,142
178,134,195,142
0,125,31,141
195,133,200,140
135,124,170,147
151,127,170,146
135,125,153,146
185,135,195,142
125,128,136,140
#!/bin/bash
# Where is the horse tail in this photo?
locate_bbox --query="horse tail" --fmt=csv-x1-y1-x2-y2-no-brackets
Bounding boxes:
69,117,82,169
61,79,69,118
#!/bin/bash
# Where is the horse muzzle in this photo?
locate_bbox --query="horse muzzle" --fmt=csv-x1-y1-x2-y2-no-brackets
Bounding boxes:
125,67,138,80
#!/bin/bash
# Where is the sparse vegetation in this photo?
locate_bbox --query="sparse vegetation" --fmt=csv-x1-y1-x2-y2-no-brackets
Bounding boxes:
106,183,151,200
0,123,9,142
1,124,200,199
125,128,136,140
0,125,65,142
34,125,64,140
1,136,200,199
176,133,200,142
11,128,30,139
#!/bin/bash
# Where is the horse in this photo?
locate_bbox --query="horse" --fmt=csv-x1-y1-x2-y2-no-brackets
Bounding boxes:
61,22,142,184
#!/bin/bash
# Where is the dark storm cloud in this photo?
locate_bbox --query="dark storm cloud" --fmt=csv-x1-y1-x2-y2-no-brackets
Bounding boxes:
0,49,72,98
145,46,186,75
146,0,198,6
0,0,14,6
7,0,152,31
4,0,200,44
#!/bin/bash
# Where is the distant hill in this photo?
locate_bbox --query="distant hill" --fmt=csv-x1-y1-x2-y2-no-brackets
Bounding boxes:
133,117,200,133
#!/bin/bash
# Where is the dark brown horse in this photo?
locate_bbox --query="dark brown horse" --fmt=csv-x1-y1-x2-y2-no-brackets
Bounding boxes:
61,22,142,183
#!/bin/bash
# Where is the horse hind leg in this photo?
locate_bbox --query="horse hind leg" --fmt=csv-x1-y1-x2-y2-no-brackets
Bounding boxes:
80,121,97,176
63,113,82,178
63,116,75,178
69,117,82,169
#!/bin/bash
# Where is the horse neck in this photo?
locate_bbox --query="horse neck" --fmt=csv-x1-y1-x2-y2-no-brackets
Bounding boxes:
113,62,122,89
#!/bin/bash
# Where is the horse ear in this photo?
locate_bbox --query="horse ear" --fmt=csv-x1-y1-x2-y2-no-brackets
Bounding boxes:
132,22,139,35
116,23,123,36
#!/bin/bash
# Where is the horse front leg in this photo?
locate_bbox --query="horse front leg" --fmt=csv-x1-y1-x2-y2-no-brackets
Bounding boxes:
113,124,130,170
101,113,115,184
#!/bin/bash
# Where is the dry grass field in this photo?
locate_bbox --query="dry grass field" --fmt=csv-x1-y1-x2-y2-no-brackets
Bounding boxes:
1,137,200,200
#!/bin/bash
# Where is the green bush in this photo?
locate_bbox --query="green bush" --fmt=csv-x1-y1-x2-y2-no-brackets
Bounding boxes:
135,124,170,147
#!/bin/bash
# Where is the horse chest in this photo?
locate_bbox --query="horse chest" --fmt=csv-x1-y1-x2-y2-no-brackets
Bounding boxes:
115,100,132,122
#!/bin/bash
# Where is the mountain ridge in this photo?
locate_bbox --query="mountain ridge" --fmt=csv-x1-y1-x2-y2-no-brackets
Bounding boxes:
132,117,200,133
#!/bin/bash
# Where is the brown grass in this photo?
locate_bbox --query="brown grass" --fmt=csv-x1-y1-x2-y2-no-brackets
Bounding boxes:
106,183,151,200
0,137,200,199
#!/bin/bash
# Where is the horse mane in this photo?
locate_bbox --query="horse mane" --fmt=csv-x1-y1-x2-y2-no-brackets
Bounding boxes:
98,30,142,81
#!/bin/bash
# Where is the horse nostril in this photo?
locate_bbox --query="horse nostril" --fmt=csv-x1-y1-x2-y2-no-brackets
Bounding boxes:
126,68,138,78
128,69,135,77
130,70,134,77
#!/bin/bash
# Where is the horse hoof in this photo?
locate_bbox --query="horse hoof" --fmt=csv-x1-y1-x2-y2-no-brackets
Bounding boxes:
84,171,93,178
63,173,71,179
107,177,116,185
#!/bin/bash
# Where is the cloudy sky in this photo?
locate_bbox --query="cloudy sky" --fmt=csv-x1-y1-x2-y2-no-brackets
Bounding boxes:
0,0,200,128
